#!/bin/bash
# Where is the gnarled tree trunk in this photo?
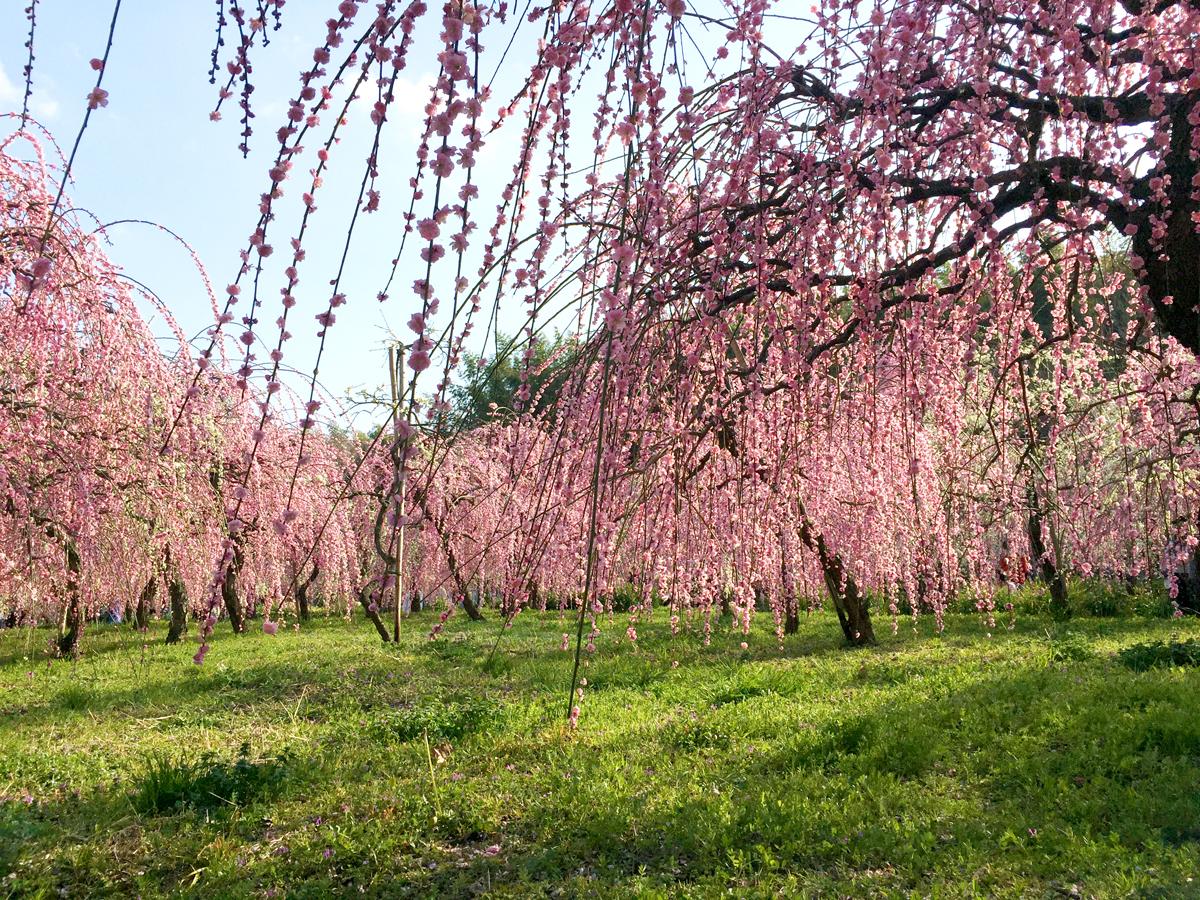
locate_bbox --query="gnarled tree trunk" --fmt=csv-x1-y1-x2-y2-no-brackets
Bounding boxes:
412,489,484,621
358,576,393,643
833,567,876,646
1027,482,1069,619
780,528,800,635
784,590,800,635
164,546,189,643
56,538,84,658
166,575,189,643
794,501,875,646
222,538,246,634
135,573,156,630
296,562,319,622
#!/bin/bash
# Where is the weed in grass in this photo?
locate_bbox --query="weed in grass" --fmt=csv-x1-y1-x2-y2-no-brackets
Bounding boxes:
362,696,504,743
131,742,293,815
55,682,93,711
1044,627,1095,663
1119,637,1200,672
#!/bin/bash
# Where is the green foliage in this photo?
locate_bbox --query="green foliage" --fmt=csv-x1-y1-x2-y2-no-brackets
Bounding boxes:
450,331,580,430
953,577,1174,619
362,696,504,743
131,742,293,815
607,581,648,612
1065,578,1175,618
1043,627,1095,664
667,714,741,750
1119,638,1200,672
55,682,94,711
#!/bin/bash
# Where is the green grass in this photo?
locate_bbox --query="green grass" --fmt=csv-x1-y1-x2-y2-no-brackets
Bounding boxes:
1,608,1198,897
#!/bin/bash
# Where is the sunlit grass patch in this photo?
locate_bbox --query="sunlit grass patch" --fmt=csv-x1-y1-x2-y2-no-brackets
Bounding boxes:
0,609,1197,897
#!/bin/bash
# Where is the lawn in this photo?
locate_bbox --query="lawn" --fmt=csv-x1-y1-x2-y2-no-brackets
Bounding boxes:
1,608,1198,898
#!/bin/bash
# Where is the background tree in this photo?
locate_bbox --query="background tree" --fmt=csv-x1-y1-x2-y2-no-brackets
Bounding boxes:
450,333,580,431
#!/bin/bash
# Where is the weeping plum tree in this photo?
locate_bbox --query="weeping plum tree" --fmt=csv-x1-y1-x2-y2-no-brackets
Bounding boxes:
178,0,1199,658
4,0,1198,673
0,129,188,656
0,123,364,655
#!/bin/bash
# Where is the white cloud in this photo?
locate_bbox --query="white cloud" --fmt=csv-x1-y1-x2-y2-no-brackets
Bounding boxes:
0,60,60,120
386,71,438,142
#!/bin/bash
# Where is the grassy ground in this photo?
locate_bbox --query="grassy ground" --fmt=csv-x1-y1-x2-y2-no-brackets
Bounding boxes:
1,607,1198,898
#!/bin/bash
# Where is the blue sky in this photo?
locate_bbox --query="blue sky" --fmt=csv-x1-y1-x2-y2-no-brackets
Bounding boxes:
0,1,542,427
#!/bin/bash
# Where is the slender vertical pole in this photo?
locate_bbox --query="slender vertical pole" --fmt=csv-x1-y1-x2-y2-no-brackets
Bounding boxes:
388,345,408,642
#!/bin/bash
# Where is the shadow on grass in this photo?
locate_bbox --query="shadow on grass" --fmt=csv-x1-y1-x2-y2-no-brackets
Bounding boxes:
0,621,188,668
2,614,1198,897
0,656,351,737
423,657,1200,896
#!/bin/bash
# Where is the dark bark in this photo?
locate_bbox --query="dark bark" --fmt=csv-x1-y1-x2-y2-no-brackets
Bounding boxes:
833,569,876,646
783,587,800,635
1027,483,1070,619
794,501,875,646
222,539,246,634
161,545,189,643
166,574,189,643
296,562,319,622
780,529,800,634
357,576,393,642
1169,510,1200,615
1131,92,1200,357
706,403,871,645
56,539,84,659
753,583,770,613
686,53,1199,374
412,489,484,621
816,542,874,646
14,510,86,657
135,574,156,630
525,580,539,615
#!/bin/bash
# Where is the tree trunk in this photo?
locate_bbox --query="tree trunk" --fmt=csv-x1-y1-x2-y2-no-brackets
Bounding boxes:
296,563,319,622
794,501,875,646
222,539,246,634
161,545,188,643
358,577,393,642
832,569,876,646
166,574,189,643
1027,483,1069,619
784,597,799,635
56,540,84,658
135,574,156,630
1130,92,1200,357
780,529,799,634
519,580,539,616
1169,512,1200,615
